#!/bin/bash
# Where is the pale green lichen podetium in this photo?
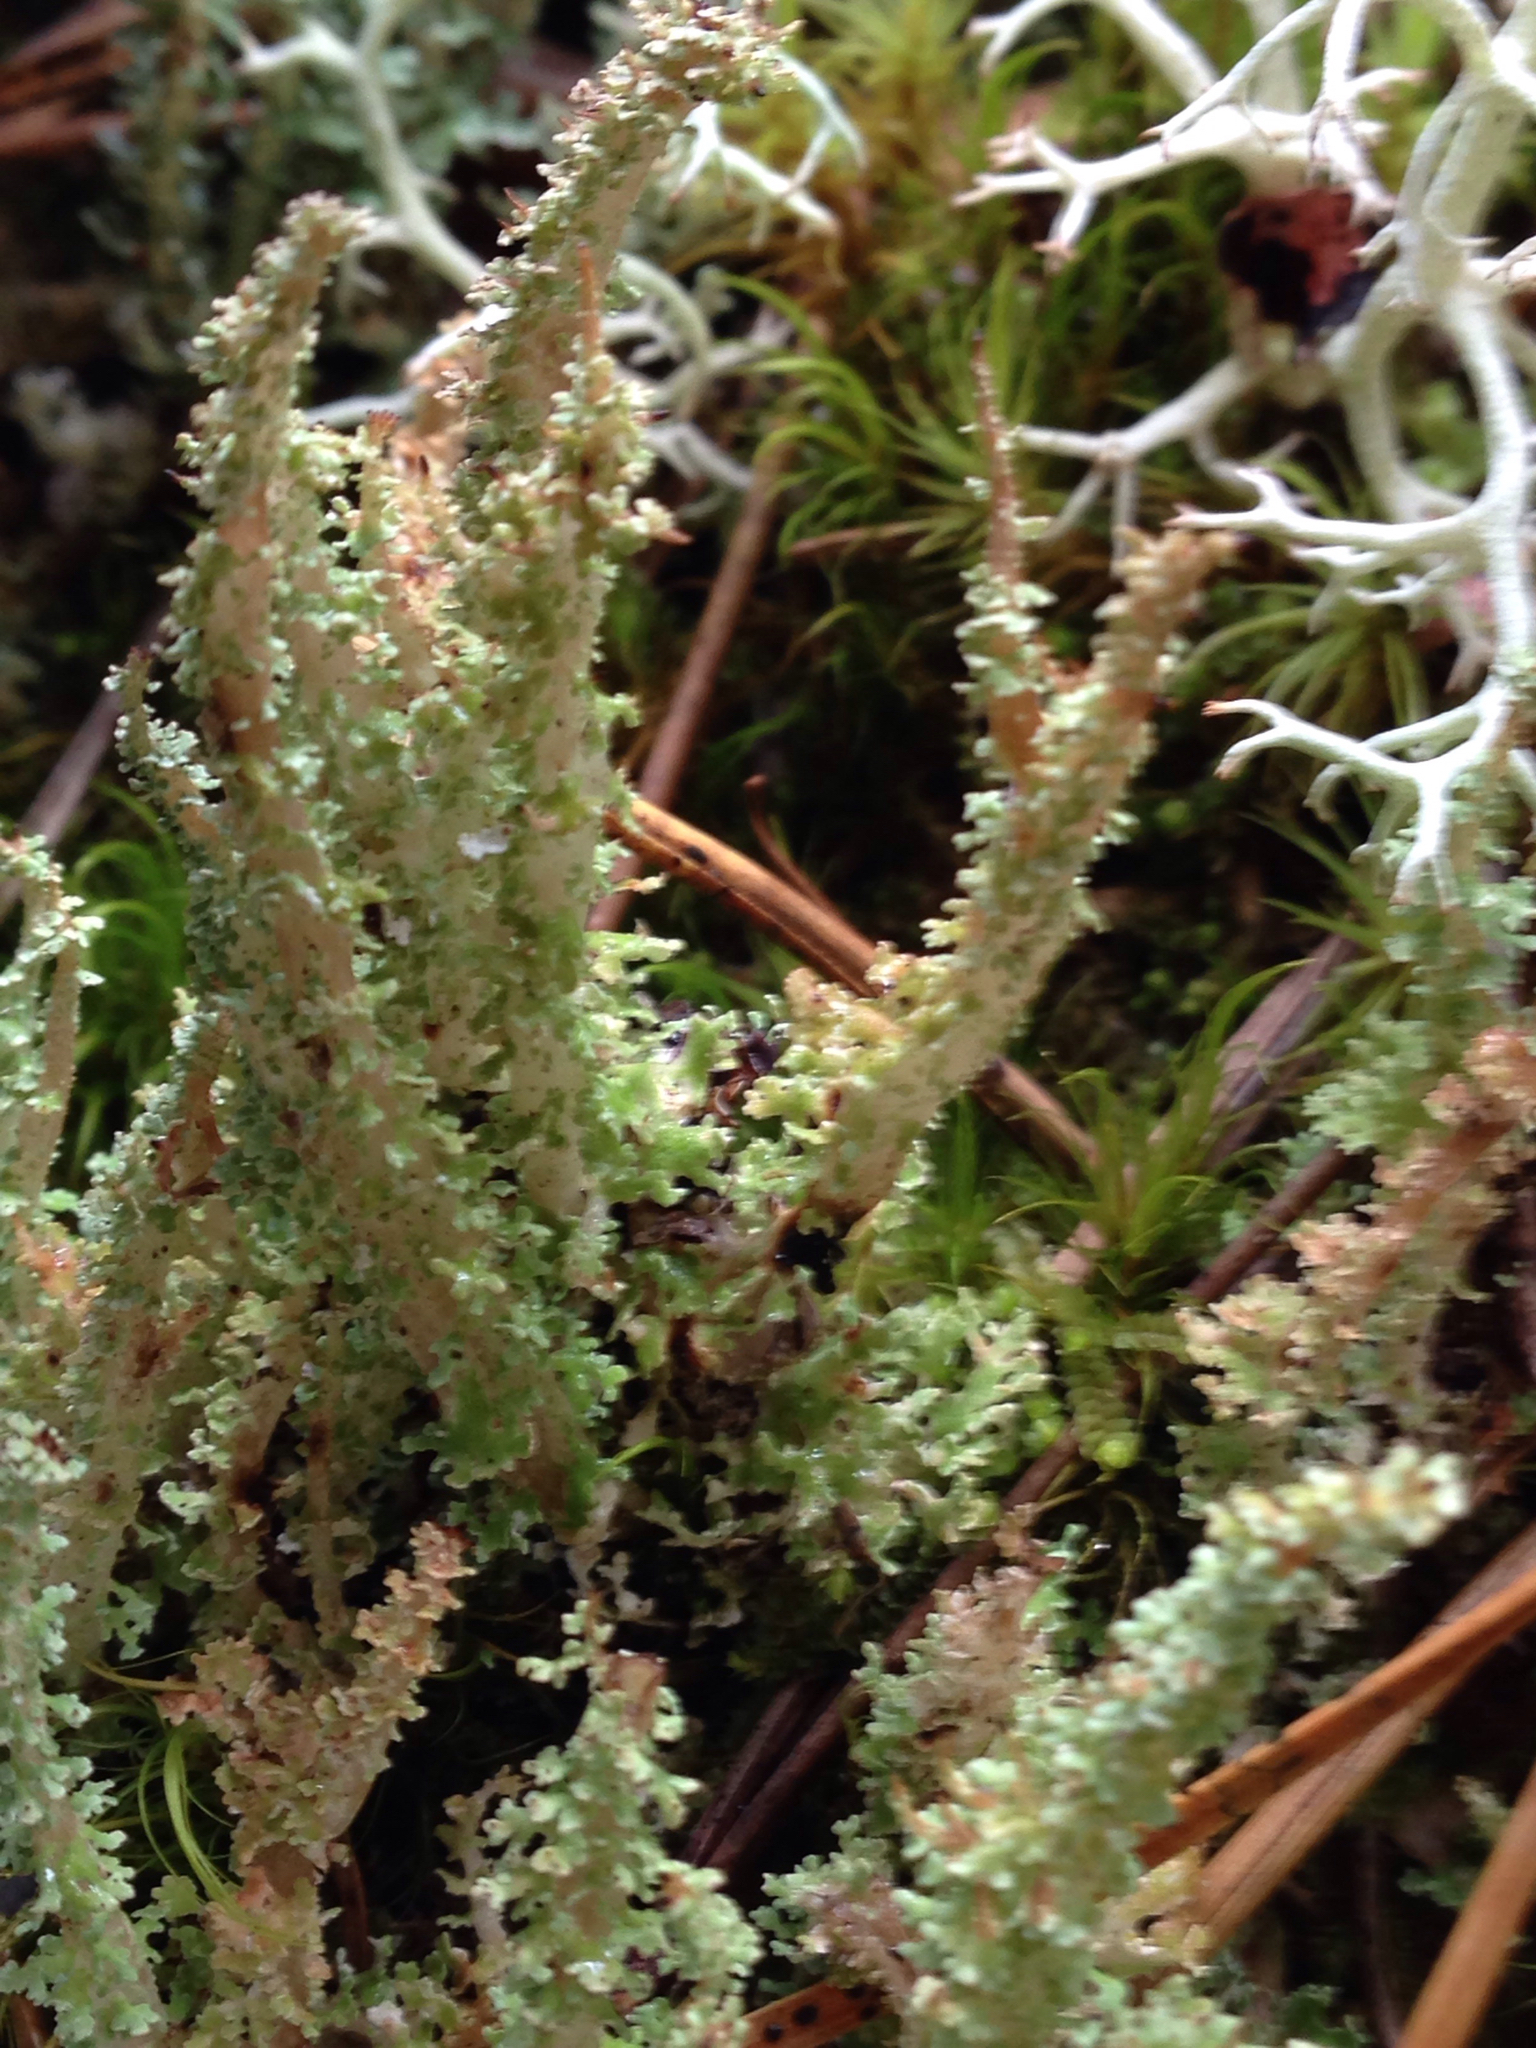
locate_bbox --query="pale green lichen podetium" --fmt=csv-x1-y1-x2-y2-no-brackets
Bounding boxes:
451,0,779,1223
0,847,164,2047
443,1602,759,2047
752,418,1234,1226
0,8,779,2039
87,3,780,1572
776,1448,1463,2048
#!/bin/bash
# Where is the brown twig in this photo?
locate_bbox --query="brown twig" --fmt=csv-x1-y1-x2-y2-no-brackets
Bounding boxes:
1397,1741,1536,2048
16,687,123,849
589,444,787,932
1185,1143,1354,1305
606,790,878,981
1138,1551,1536,1868
0,686,124,918
604,794,1096,1165
1194,1518,1536,1950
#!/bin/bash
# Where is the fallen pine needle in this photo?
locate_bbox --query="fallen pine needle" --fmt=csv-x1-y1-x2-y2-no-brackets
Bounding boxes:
1397,1740,1536,2048
604,793,1095,1165
1138,1548,1536,1865
1194,1518,1536,1950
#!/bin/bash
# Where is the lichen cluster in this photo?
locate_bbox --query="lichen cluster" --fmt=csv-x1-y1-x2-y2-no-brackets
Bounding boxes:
6,3,1536,2045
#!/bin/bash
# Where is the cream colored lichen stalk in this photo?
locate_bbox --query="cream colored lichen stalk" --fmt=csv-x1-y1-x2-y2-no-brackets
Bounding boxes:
762,506,1233,1223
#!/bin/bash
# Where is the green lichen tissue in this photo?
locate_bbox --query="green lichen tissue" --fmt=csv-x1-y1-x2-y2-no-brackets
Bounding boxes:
6,2,1536,2044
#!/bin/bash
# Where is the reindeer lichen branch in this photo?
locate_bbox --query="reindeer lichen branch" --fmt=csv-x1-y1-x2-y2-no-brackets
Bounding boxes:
964,0,1536,897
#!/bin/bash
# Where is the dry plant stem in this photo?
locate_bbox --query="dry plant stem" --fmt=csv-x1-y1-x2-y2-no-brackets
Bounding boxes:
1139,1550,1536,1868
684,1672,829,1865
1397,1740,1536,2048
604,795,1096,1164
699,1433,1081,1877
1195,1518,1536,1951
0,686,123,919
18,688,122,845
589,443,787,931
1186,1144,1353,1305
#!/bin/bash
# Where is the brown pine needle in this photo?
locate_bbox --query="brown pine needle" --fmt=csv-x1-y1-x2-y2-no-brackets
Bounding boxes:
1138,1550,1536,1867
1397,1742,1536,2048
1194,1519,1536,1950
604,793,1096,1165
589,444,786,932
608,791,875,986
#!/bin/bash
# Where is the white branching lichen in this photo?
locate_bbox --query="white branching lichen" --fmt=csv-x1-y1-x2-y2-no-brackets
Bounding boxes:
964,0,1536,899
